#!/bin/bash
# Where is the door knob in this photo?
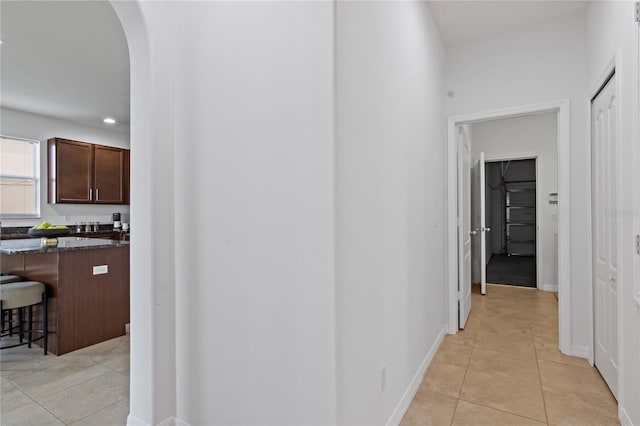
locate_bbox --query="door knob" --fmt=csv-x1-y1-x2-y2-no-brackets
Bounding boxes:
482,227,491,232
470,230,478,236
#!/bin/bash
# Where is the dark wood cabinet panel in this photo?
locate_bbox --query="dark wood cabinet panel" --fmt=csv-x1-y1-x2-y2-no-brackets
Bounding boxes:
48,138,129,205
94,145,125,204
58,248,129,353
49,139,93,203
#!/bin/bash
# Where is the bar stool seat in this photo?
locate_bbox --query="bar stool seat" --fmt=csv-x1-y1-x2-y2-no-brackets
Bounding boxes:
0,275,23,284
0,275,24,336
0,281,48,354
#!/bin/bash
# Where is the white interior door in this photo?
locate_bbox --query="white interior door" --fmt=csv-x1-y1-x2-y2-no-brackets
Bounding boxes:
458,127,472,329
592,73,619,399
479,152,487,295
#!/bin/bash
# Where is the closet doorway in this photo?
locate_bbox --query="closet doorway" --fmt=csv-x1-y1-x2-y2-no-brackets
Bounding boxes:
485,158,537,287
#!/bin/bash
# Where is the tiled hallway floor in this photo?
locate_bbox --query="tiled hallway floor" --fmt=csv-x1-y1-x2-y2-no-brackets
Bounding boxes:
401,284,619,426
1,334,129,425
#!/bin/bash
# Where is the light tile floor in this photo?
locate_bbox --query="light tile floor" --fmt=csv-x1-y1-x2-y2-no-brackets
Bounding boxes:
1,334,129,426
0,285,619,426
401,284,619,426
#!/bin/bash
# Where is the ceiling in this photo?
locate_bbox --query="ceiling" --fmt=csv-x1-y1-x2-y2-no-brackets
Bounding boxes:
1,1,130,130
0,1,588,130
428,1,588,46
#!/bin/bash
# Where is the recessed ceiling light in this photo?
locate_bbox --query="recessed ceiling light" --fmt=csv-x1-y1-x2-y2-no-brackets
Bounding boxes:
103,118,116,124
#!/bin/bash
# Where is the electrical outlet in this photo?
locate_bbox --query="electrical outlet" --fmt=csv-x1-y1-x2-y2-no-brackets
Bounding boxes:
93,265,108,275
380,365,386,393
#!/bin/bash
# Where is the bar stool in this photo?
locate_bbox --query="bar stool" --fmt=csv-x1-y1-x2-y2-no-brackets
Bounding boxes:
0,275,23,335
0,281,48,355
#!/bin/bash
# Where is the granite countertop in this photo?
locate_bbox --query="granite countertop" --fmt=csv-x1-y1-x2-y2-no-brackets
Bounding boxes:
1,225,128,240
1,237,129,255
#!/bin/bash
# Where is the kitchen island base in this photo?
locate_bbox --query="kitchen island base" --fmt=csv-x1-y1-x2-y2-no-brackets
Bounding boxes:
1,238,129,355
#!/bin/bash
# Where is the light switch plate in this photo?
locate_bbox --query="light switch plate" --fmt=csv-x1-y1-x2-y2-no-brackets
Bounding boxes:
93,265,108,275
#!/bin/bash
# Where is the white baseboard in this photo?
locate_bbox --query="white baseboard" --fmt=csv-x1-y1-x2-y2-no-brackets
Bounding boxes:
127,415,190,426
619,405,633,426
569,345,590,359
127,414,149,426
386,326,447,426
541,284,558,292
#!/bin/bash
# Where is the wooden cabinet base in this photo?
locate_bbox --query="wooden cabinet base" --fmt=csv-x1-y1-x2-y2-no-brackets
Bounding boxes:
1,246,129,355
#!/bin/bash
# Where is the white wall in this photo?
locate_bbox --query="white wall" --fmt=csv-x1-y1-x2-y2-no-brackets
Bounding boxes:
335,2,446,424
119,2,338,425
1,107,130,226
471,113,558,289
586,2,640,425
445,11,590,352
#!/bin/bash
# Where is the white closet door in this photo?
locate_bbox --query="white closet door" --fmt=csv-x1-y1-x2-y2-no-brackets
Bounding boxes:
458,128,472,328
592,73,619,399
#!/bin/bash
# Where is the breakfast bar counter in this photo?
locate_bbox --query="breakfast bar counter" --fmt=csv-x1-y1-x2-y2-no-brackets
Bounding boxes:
1,238,129,355
1,237,129,254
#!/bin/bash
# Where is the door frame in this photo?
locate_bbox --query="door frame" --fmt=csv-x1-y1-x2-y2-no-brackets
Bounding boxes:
635,1,640,310
446,99,571,356
483,155,542,290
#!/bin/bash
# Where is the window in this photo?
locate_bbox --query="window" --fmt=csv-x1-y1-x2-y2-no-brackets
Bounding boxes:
0,136,40,217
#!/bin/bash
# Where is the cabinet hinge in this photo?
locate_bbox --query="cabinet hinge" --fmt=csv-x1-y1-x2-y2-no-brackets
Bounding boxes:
635,2,640,23
635,234,640,255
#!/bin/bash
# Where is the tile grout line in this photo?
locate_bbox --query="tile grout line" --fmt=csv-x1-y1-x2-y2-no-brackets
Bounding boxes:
3,357,106,426
457,301,548,424
68,395,130,426
473,288,552,424
449,312,483,426
532,321,550,425
8,383,71,426
1,336,130,426
6,356,112,402
457,396,549,424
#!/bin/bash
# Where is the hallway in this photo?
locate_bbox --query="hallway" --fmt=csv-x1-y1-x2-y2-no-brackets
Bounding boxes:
401,285,618,425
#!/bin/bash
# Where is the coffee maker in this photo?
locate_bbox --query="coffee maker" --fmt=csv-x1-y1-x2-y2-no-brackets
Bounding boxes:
112,212,121,230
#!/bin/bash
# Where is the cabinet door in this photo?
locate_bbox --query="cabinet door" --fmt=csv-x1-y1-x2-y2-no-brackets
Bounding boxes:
51,139,93,203
94,145,126,204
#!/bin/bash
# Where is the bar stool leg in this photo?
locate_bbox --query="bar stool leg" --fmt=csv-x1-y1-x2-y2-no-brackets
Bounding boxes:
27,305,33,348
18,308,23,343
42,292,48,355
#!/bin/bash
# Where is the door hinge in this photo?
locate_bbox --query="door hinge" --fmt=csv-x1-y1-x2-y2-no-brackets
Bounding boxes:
635,2,640,23
458,290,464,301
635,234,640,255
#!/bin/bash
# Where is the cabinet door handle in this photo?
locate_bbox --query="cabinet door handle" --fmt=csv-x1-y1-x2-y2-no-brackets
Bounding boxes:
96,188,99,201
89,188,93,201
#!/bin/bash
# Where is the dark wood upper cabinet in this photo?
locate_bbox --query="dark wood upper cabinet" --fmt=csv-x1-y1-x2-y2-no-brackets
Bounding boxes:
50,138,93,203
94,145,125,204
48,138,130,205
